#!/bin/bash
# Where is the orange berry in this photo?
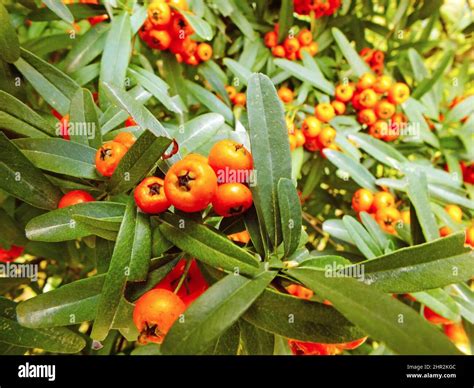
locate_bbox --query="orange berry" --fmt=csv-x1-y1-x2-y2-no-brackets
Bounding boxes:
358,89,378,109
352,189,374,213
272,45,286,58
335,84,354,102
465,225,474,247
264,31,278,48
331,100,346,115
357,109,377,125
308,41,318,56
440,226,452,237
374,99,396,119
196,43,212,61
423,306,454,325
297,29,312,46
357,73,376,90
301,116,322,138
148,30,171,50
278,87,294,104
388,82,410,105
294,129,306,147
373,75,392,94
445,204,463,223
233,93,246,106
315,103,335,123
372,191,395,211
225,85,237,100
375,207,401,234
283,37,300,54
317,126,337,148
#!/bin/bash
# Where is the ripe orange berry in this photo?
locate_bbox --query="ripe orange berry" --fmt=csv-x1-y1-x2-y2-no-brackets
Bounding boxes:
335,84,354,103
185,54,200,66
466,225,474,247
114,132,136,149
375,207,401,234
164,159,218,212
264,31,278,48
225,85,237,100
445,204,463,223
148,30,171,50
444,323,469,345
440,226,452,237
288,340,340,355
371,50,384,64
133,289,185,344
278,87,294,104
352,189,374,213
357,108,377,125
301,116,322,138
294,129,306,147
124,116,137,127
357,73,376,90
170,12,193,36
212,183,253,217
283,37,300,54
303,136,320,152
58,190,94,208
358,89,378,109
233,93,246,106
272,45,286,58
423,306,454,325
297,29,312,46
286,284,313,300
374,99,396,120
288,134,297,150
372,191,395,211
388,82,410,105
134,176,171,214
208,140,253,183
315,103,335,123
331,100,346,115
308,41,318,56
368,120,387,140
317,126,337,148
95,141,128,177
147,1,172,27
196,43,212,61
373,75,392,94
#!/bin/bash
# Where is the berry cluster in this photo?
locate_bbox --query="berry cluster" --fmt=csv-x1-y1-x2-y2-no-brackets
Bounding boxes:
138,0,212,66
134,140,254,217
225,86,246,107
359,47,385,75
264,27,318,60
293,0,341,17
301,115,338,154
334,73,410,142
351,189,402,234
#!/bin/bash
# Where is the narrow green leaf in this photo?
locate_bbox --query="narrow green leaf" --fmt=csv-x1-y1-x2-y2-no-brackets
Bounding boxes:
0,3,20,63
277,0,293,42
246,73,292,248
277,178,302,257
42,0,74,24
331,28,371,76
161,271,276,354
0,132,62,210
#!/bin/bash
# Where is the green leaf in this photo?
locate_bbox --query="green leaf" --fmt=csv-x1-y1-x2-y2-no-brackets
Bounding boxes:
412,289,460,323
243,288,365,343
185,80,234,124
342,215,382,258
69,88,102,149
277,178,302,257
161,271,276,354
107,130,171,194
99,12,132,107
42,0,74,24
348,132,407,169
0,3,20,63
175,113,224,154
223,58,252,86
0,91,54,137
17,275,104,328
13,138,101,180
202,323,241,355
27,3,105,21
158,213,261,276
323,149,377,191
0,132,62,210
445,95,474,123
357,233,473,293
101,82,174,140
239,320,274,355
288,268,460,355
274,58,334,95
14,48,80,116
404,168,439,242
246,73,292,248
63,23,110,74
277,0,294,43
128,65,182,115
91,197,136,340
181,10,213,40
25,202,125,242
412,50,453,100
128,211,152,282
331,28,371,77
359,211,389,252
1,298,85,353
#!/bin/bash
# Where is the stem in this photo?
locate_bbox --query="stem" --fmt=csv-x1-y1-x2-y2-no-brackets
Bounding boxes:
173,259,192,294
